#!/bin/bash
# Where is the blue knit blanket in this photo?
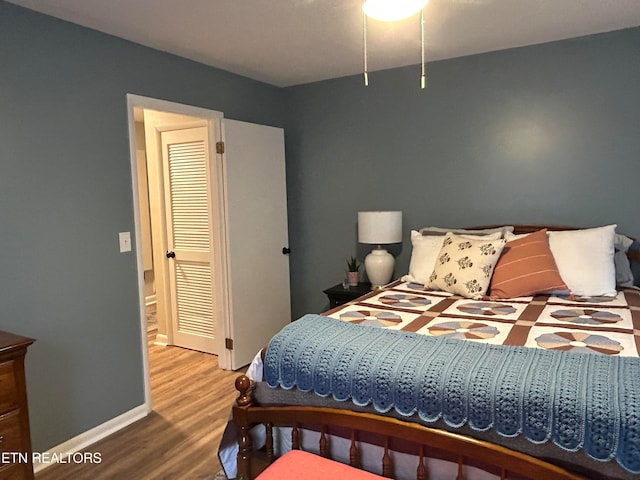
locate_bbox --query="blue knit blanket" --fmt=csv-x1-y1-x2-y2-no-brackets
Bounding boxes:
264,314,640,473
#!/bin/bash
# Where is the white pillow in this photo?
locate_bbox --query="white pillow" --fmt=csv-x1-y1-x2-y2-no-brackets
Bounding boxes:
403,230,501,286
548,225,617,296
504,231,529,241
419,225,514,237
402,231,446,285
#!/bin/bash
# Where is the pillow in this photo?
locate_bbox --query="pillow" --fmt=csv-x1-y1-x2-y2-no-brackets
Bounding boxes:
420,225,514,237
504,231,529,242
256,450,387,480
506,227,626,292
402,231,446,285
403,230,501,285
488,229,569,299
614,233,634,288
547,225,617,297
427,233,506,299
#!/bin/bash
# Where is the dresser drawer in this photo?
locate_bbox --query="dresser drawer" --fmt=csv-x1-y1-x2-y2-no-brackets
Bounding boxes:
0,361,18,414
0,410,24,454
0,462,26,480
0,331,35,480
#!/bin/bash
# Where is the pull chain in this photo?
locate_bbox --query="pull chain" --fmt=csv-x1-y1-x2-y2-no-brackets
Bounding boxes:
420,9,426,89
363,11,369,86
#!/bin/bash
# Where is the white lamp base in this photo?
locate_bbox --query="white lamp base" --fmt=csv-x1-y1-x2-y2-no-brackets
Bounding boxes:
364,248,395,289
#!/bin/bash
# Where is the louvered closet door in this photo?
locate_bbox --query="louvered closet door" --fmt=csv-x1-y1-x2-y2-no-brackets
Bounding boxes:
161,127,217,354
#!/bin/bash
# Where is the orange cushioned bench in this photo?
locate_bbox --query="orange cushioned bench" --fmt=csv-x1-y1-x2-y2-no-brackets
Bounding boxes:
256,450,386,480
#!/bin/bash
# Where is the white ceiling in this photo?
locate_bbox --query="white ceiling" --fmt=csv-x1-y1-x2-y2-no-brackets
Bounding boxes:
7,0,640,87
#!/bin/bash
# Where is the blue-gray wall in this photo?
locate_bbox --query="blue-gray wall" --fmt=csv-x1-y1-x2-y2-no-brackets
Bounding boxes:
0,1,284,452
284,27,640,319
2,0,639,456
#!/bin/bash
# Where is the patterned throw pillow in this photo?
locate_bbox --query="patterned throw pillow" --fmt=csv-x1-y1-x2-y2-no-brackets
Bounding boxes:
488,229,569,299
403,230,502,285
427,233,506,299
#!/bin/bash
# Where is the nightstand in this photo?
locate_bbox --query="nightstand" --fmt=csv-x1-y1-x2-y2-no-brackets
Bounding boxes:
323,282,372,308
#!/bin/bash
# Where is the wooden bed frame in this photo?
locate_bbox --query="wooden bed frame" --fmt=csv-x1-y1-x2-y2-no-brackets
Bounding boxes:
231,224,637,480
232,375,586,480
471,224,640,262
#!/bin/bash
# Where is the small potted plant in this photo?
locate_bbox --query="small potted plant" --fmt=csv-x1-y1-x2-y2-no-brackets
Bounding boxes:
346,256,360,287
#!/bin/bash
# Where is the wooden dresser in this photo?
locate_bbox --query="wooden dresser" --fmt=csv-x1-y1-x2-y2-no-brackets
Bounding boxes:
0,331,35,480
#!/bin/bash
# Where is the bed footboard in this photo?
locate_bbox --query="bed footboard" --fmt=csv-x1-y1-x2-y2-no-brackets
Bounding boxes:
232,375,586,480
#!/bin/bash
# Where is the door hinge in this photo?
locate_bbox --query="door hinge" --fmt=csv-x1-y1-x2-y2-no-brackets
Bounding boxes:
216,141,225,154
225,338,234,350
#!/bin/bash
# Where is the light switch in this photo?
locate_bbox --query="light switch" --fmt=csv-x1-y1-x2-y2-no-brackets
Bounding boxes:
119,232,132,253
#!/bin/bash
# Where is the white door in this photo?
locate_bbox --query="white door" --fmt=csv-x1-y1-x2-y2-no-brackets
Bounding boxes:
160,126,218,354
222,120,291,369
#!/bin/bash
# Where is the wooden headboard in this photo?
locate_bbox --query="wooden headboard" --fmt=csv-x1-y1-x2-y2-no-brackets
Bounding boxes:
469,224,640,262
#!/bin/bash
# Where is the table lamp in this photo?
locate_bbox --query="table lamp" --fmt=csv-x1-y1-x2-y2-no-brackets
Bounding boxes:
358,211,403,289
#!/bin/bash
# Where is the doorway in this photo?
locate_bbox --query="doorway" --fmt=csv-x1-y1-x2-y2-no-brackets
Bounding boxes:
126,95,226,409
127,94,293,412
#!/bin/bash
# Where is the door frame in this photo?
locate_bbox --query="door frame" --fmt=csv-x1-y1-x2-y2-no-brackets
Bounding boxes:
125,94,231,410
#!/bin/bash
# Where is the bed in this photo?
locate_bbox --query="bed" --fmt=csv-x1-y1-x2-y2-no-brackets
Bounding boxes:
221,224,640,480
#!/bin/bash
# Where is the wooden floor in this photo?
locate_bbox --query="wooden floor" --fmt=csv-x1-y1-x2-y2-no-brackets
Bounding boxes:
36,330,240,480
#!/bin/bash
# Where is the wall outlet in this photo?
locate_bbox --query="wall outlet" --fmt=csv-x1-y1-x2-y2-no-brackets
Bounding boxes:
119,232,132,253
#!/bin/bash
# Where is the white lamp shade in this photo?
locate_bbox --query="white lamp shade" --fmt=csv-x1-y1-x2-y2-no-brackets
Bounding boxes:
358,211,403,245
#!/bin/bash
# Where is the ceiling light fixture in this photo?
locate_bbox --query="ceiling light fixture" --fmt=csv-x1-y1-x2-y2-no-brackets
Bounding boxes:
362,0,428,89
362,0,429,22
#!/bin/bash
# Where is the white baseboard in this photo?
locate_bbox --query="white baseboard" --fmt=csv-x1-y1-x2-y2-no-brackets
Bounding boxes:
33,404,150,474
154,333,168,346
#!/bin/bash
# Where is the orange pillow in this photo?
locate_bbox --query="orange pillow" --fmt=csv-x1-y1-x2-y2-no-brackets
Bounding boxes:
488,229,569,299
256,450,386,480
